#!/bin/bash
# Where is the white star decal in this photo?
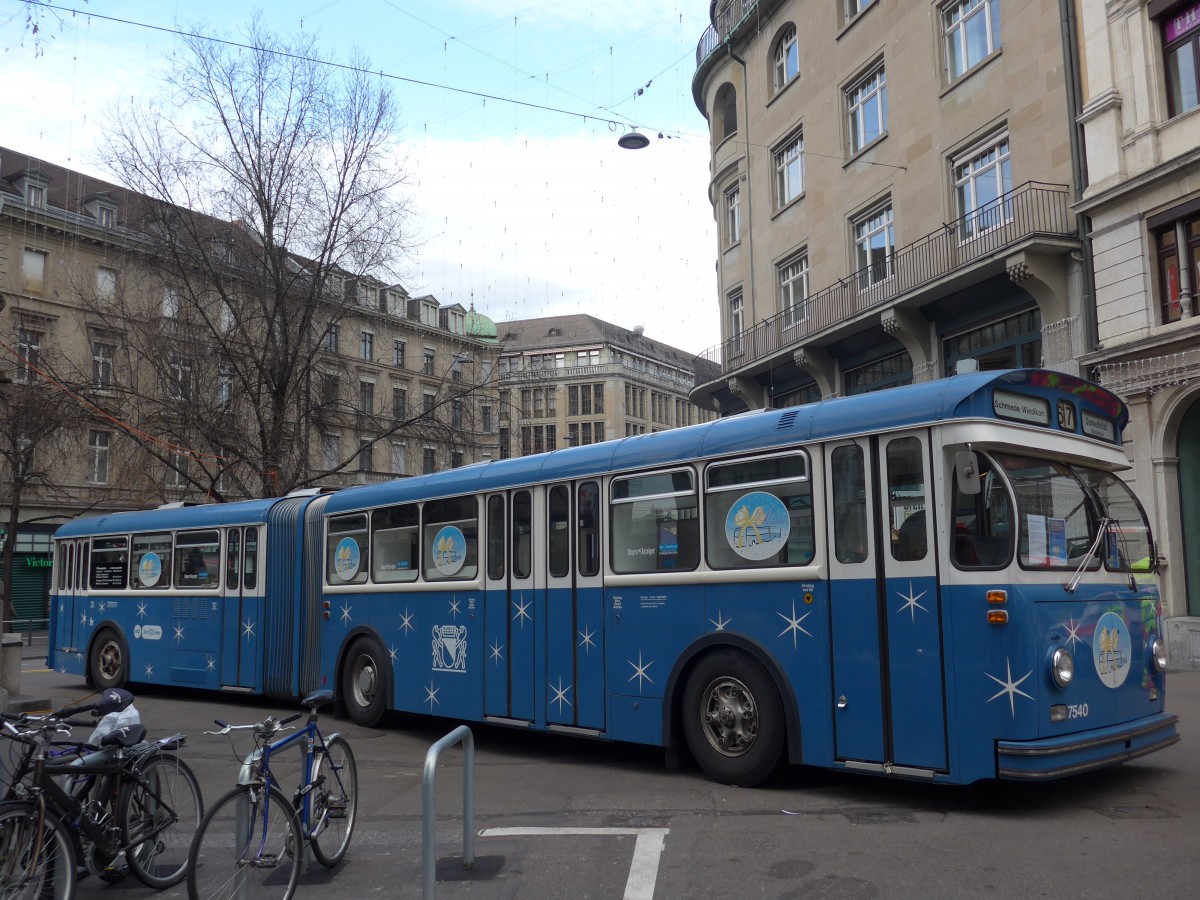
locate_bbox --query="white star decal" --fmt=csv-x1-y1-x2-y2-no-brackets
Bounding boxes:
399,608,415,635
985,658,1035,718
627,651,654,693
550,676,573,713
425,680,440,710
242,620,255,639
489,641,504,664
340,603,353,625
58,665,67,675
449,598,461,618
80,612,88,625
173,624,185,643
137,601,148,619
512,597,532,628
777,600,813,649
206,656,216,671
895,582,929,622
1064,617,1085,652
388,644,398,663
709,610,732,632
578,625,596,653
98,601,107,612
144,664,154,677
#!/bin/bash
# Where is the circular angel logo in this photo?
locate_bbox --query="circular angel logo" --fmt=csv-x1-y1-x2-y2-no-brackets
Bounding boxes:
333,537,361,581
1092,611,1131,689
433,526,467,576
725,491,791,561
139,552,162,587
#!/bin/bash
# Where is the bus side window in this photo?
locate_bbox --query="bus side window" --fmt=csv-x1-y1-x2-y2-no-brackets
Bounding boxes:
89,537,128,591
327,515,369,585
487,496,505,580
577,481,600,577
610,469,698,574
887,437,927,562
512,491,532,580
174,530,221,589
422,497,478,581
227,528,241,589
79,544,90,591
372,506,419,583
244,527,259,590
131,533,173,589
548,485,571,578
831,445,868,563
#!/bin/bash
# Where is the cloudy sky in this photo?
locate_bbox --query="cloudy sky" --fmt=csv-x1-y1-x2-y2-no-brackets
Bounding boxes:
0,0,721,353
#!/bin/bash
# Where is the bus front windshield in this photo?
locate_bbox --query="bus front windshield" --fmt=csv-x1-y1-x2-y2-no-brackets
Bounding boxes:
994,453,1153,573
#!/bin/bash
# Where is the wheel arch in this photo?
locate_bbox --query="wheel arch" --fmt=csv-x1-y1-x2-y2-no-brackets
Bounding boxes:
663,633,804,766
332,625,392,719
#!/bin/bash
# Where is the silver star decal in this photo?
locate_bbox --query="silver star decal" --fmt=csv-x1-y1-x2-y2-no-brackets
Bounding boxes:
388,644,398,663
449,598,461,618
206,656,215,671
550,676,572,713
578,625,596,653
425,680,440,710
173,624,185,642
144,663,154,676
627,651,654,693
490,641,504,664
242,620,255,639
340,603,353,625
137,601,148,619
399,608,415,635
512,597,532,628
777,600,813,649
98,601,107,612
80,612,88,625
895,582,929,622
709,610,731,632
986,658,1035,718
1064,617,1085,652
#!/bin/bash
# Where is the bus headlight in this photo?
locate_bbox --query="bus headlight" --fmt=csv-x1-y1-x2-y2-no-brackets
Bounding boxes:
1150,639,1168,674
1051,647,1074,688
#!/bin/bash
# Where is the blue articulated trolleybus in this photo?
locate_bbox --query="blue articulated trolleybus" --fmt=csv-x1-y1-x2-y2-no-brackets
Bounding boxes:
49,370,1179,786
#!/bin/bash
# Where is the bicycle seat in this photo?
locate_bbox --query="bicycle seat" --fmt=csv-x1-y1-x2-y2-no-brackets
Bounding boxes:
302,689,335,709
99,724,148,748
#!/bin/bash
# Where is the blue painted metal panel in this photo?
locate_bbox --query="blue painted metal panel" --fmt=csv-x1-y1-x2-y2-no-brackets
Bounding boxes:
829,577,885,762
508,587,537,720
575,585,605,730
883,574,946,769
483,585,509,717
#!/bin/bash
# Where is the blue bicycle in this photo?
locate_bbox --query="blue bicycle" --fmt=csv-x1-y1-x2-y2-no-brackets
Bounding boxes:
185,690,357,900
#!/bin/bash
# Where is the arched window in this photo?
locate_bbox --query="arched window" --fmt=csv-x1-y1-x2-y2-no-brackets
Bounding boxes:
713,83,737,143
773,25,799,91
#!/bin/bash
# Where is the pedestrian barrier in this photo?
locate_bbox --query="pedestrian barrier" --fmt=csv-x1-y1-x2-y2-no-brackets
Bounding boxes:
422,725,475,900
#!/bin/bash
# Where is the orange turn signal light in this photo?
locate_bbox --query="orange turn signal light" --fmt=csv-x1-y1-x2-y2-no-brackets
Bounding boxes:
987,610,1009,624
986,590,1007,605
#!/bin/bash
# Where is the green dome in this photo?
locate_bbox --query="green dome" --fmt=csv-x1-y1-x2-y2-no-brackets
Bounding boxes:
465,306,499,342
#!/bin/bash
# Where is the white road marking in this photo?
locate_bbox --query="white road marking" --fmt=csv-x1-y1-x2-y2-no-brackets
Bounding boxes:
479,826,669,900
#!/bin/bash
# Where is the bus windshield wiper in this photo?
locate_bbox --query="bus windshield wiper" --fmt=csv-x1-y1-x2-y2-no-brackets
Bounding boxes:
1063,517,1112,594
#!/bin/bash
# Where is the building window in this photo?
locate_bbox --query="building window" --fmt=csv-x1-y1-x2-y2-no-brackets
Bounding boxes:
725,184,741,246
568,384,604,416
359,381,375,414
87,431,111,484
423,348,435,375
943,309,1041,372
423,447,436,474
322,433,340,470
22,248,46,293
392,386,407,419
393,339,406,367
773,25,799,90
91,340,115,391
954,134,1011,238
847,63,887,153
774,131,804,207
97,206,115,228
321,373,340,406
361,331,374,361
324,324,339,353
96,267,117,301
218,366,234,408
162,287,180,319
357,439,373,472
1155,213,1200,324
451,450,464,468
167,450,189,488
391,441,407,475
845,0,877,21
729,289,745,353
481,405,493,433
853,202,895,288
499,427,511,459
844,351,913,396
26,183,46,209
713,82,738,143
779,253,809,326
452,400,464,430
943,0,1000,81
422,392,435,422
168,354,193,401
1164,6,1200,117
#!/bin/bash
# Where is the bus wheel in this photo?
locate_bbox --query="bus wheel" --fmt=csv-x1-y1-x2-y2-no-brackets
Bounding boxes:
90,628,129,690
341,637,387,727
682,650,784,787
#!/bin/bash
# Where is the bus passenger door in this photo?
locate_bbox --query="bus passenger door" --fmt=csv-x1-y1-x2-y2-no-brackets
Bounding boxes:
483,490,536,722
54,541,82,653
544,481,605,731
877,430,946,771
220,527,260,689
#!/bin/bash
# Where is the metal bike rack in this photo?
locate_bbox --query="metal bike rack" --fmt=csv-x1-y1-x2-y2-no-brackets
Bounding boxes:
422,725,475,900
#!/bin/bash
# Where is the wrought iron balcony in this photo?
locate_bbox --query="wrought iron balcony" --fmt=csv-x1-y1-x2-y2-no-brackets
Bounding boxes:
695,181,1074,386
695,0,761,68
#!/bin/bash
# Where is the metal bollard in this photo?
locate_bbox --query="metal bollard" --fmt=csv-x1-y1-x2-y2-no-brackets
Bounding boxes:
422,725,475,900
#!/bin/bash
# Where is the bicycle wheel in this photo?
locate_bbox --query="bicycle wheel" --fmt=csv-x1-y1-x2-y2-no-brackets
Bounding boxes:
308,735,357,867
0,801,76,900
120,752,204,889
187,784,301,900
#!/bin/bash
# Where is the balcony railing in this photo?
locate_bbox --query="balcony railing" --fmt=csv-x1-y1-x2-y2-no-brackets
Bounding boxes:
695,181,1073,385
696,0,760,68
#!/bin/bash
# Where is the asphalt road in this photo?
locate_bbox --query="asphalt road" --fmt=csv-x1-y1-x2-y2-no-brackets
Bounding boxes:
12,656,1200,900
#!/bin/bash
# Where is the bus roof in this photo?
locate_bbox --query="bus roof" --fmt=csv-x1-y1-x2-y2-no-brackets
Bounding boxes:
54,497,282,540
323,368,1128,515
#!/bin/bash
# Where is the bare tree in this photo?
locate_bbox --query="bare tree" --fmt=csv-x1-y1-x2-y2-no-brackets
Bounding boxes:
93,16,472,498
3,0,89,57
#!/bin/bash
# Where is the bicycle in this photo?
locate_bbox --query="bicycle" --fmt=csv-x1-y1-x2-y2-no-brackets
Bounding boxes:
0,688,204,898
186,689,358,900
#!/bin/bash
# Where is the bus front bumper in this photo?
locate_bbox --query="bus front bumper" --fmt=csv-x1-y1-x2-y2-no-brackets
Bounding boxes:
996,712,1180,780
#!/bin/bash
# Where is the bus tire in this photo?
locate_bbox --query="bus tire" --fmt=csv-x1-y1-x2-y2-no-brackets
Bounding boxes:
89,627,129,690
682,649,784,787
340,637,387,727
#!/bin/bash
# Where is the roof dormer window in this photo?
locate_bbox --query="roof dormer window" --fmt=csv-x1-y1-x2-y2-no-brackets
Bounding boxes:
26,183,46,209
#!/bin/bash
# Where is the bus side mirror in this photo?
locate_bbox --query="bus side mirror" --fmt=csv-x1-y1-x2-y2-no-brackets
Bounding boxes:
955,451,981,496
